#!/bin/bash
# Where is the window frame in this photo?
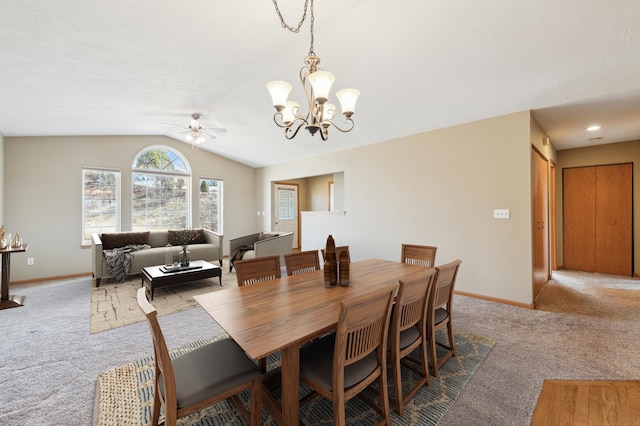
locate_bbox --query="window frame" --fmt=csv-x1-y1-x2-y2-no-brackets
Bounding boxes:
131,145,192,231
81,166,121,245
199,176,223,234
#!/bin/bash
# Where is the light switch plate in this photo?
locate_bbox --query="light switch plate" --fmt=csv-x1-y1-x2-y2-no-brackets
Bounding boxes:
494,209,510,219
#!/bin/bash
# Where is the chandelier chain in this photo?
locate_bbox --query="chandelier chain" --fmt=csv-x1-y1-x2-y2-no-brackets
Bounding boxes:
271,0,315,54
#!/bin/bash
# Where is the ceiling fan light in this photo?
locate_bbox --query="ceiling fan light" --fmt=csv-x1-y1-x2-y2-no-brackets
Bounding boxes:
308,70,335,103
336,88,360,116
267,81,292,111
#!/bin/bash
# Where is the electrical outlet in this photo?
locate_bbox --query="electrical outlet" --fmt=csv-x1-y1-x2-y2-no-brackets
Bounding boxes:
493,209,510,219
27,257,34,265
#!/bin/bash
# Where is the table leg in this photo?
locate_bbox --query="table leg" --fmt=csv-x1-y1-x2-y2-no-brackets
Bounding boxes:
281,344,300,425
0,252,25,310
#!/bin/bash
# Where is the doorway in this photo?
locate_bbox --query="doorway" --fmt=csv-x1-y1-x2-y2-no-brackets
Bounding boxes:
273,182,299,249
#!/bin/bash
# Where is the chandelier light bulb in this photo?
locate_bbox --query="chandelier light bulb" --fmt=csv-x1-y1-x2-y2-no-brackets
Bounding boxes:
267,81,293,111
336,89,360,116
308,71,335,103
322,103,336,121
282,101,300,124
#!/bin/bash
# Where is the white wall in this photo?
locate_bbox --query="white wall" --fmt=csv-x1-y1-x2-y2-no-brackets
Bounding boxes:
4,135,256,281
257,111,537,305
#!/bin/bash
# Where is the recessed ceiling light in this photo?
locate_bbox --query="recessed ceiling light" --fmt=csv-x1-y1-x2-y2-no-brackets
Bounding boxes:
586,125,602,132
589,137,603,143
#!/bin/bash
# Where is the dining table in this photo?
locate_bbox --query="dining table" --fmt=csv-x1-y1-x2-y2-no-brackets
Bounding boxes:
194,257,431,425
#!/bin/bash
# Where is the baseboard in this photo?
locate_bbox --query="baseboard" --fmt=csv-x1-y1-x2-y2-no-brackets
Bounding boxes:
12,272,92,285
454,290,534,310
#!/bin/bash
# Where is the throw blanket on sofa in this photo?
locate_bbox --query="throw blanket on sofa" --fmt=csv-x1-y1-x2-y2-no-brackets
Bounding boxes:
103,244,150,282
230,245,253,267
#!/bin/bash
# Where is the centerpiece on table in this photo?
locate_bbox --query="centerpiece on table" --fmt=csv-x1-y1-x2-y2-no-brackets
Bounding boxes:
169,229,201,267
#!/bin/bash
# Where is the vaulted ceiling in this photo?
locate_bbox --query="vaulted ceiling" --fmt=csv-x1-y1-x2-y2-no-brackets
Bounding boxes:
1,0,639,167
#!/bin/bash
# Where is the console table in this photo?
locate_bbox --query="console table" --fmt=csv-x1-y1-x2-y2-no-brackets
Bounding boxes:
0,243,28,310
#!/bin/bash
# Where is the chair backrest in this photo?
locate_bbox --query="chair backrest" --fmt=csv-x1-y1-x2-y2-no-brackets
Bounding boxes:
333,286,396,387
401,244,437,268
136,287,177,415
392,269,437,338
234,255,282,286
431,259,462,311
283,250,320,276
321,245,351,263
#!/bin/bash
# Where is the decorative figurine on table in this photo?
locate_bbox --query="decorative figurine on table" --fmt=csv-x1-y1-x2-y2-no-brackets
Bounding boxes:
324,234,338,287
338,250,350,286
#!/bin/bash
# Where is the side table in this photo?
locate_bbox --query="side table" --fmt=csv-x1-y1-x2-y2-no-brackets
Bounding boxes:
0,243,29,310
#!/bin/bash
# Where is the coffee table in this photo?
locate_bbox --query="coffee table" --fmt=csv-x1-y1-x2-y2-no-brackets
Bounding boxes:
141,260,221,300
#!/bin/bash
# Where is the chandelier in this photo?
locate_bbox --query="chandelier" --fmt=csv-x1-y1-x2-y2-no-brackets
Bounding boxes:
266,0,360,141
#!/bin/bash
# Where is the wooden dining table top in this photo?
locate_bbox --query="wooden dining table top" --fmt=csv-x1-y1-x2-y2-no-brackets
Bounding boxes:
194,258,431,360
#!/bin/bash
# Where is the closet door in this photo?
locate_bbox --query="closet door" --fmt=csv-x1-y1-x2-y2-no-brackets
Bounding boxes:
595,164,632,276
563,163,633,276
563,167,596,272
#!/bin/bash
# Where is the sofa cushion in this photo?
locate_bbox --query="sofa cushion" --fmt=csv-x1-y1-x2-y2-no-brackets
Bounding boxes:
168,229,206,246
101,231,151,250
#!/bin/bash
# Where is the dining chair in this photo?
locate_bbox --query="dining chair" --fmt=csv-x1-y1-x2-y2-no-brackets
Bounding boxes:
401,244,437,268
136,287,262,426
299,286,397,426
283,250,321,276
388,268,437,415
427,259,462,377
234,255,281,286
321,245,351,263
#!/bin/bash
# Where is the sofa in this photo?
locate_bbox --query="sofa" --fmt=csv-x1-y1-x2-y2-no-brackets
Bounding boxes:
229,231,294,272
91,229,223,286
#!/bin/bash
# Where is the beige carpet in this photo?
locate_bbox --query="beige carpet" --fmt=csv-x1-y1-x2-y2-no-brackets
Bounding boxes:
535,269,640,319
90,260,238,334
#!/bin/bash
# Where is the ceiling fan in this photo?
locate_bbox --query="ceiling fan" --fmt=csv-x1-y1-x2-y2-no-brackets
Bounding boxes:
164,113,227,148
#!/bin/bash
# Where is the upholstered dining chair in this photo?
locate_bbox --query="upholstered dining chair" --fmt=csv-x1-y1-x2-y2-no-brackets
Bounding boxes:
283,250,321,276
136,287,262,426
427,259,462,377
234,255,281,287
401,244,437,268
321,245,351,263
388,268,437,415
299,286,397,426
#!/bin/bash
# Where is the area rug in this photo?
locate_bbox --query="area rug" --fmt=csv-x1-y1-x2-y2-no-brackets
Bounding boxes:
94,329,494,425
90,261,237,334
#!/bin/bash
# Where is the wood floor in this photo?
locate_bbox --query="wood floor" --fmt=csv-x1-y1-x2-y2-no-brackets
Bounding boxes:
531,380,640,425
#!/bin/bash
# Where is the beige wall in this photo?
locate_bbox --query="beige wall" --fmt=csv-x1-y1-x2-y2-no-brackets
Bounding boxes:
0,133,4,226
257,111,538,305
4,135,256,281
556,140,640,275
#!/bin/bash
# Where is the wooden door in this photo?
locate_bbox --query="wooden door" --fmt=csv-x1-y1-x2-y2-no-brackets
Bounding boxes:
563,163,632,276
595,164,632,276
563,167,596,271
532,148,549,299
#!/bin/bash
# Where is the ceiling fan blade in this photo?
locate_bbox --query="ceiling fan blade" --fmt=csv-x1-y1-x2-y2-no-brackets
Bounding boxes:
205,127,228,134
161,122,187,129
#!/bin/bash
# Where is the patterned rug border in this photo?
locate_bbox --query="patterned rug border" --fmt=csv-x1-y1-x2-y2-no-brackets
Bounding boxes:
94,329,495,425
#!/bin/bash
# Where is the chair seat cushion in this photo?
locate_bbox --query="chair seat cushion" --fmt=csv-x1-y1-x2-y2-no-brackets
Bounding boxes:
300,332,378,391
163,338,261,409
435,307,449,325
399,325,420,350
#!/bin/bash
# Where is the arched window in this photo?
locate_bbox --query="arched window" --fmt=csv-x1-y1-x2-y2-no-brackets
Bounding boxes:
132,146,191,231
